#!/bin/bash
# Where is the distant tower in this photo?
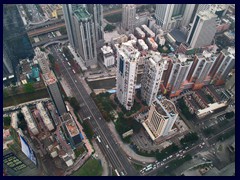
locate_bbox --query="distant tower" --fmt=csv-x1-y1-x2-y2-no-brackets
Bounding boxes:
186,10,217,48
72,7,97,68
141,51,167,106
155,4,186,31
122,4,136,33
142,98,178,141
116,41,140,110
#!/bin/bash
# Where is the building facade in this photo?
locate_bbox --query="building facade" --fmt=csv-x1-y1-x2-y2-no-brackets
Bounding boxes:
3,4,34,84
211,47,235,86
122,4,136,33
186,10,217,48
161,54,193,97
101,45,115,67
155,4,186,31
86,4,104,49
141,51,167,106
72,7,97,68
116,41,140,110
142,98,178,141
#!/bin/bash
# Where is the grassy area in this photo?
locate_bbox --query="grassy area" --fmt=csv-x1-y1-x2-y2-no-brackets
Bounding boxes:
71,158,102,176
177,98,194,120
74,146,86,158
3,89,49,107
132,163,144,171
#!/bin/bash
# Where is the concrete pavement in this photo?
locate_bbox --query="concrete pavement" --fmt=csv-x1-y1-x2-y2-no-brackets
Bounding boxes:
107,121,156,164
92,140,109,176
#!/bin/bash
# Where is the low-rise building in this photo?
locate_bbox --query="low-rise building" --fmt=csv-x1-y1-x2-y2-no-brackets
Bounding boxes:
101,45,115,67
21,106,39,135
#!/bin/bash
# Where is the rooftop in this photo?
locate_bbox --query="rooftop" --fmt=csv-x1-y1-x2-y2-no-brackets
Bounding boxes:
198,10,217,20
65,119,79,137
74,7,91,21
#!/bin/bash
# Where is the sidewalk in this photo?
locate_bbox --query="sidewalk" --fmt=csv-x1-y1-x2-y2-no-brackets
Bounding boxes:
107,121,156,163
92,140,109,176
68,45,87,71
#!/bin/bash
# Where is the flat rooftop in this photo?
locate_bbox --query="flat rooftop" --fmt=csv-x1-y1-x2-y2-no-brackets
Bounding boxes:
74,7,91,21
65,120,79,137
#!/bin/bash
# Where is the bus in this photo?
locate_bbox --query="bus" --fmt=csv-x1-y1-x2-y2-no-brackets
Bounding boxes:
66,105,69,112
51,32,55,37
96,136,101,143
114,169,120,176
72,69,76,74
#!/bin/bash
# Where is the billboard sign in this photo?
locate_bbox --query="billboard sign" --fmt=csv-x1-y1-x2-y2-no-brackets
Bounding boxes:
19,135,37,165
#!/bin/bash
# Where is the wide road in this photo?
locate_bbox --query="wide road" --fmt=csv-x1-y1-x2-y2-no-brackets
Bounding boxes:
49,44,138,176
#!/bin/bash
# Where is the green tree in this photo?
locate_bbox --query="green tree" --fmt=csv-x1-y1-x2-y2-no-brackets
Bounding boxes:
225,112,234,119
59,27,67,35
23,83,35,93
70,97,80,112
17,112,27,131
48,54,55,68
3,89,9,98
105,13,122,23
180,132,199,147
4,116,11,128
104,24,116,32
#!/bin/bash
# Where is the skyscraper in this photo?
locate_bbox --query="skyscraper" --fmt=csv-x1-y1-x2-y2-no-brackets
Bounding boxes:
155,4,186,31
72,7,97,68
187,51,216,90
86,4,104,48
141,51,167,106
62,4,84,49
186,10,217,48
116,40,140,110
142,97,178,141
3,4,34,83
210,47,235,86
122,4,136,32
161,54,193,97
189,4,211,23
181,4,196,27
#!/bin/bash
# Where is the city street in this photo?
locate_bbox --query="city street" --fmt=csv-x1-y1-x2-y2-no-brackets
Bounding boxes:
49,44,138,176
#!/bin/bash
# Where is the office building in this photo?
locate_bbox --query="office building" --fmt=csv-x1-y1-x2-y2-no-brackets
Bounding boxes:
43,71,67,116
211,47,235,86
186,11,217,48
187,51,216,90
141,51,168,106
155,4,186,31
189,4,211,24
21,106,39,135
142,97,178,141
62,4,84,49
3,128,39,176
86,4,104,48
3,4,34,84
3,44,14,83
161,54,193,97
116,41,140,110
72,7,97,68
101,45,115,67
181,4,196,27
122,4,136,32
36,102,54,131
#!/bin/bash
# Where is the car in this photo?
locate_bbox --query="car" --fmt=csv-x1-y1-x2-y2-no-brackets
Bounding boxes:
106,145,109,148
75,80,77,83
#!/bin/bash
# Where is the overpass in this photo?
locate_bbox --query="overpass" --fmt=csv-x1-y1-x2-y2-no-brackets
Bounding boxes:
27,19,64,31
28,22,66,37
43,39,69,48
32,35,68,47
